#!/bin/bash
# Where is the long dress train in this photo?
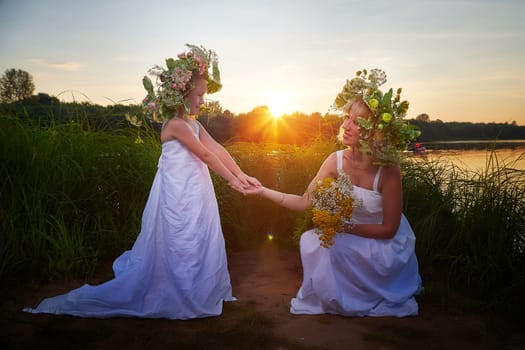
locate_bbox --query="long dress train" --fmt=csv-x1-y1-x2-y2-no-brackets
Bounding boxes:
24,121,235,319
290,150,422,317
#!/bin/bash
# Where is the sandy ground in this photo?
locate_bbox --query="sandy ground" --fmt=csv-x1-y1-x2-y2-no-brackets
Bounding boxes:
1,241,524,349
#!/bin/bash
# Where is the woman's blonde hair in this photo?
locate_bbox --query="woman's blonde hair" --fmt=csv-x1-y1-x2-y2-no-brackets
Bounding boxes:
342,97,373,119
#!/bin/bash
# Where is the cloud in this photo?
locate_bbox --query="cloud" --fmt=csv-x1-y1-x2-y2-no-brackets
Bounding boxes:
29,59,84,71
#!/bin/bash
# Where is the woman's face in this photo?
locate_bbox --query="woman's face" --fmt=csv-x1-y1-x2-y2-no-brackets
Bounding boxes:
341,102,371,146
187,77,207,115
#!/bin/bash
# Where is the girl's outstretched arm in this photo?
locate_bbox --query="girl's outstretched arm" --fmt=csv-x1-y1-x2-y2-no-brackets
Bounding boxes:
162,119,245,193
197,121,260,188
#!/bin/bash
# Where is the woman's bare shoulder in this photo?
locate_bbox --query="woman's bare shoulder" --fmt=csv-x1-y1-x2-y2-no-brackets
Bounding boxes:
321,151,339,168
381,164,402,181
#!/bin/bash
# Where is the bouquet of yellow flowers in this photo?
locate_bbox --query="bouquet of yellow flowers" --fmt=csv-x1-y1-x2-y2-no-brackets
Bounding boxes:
311,173,360,248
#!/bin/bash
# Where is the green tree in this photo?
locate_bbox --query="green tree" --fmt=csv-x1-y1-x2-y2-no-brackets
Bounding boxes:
0,68,35,102
416,113,430,122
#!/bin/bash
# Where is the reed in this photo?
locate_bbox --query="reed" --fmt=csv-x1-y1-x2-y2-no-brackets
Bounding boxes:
0,113,159,280
402,152,525,317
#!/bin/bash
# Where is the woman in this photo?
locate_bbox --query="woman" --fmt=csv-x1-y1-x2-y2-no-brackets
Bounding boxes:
246,69,422,317
24,44,259,319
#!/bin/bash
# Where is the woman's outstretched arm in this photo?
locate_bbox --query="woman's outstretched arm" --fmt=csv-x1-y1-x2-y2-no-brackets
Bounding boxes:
245,152,339,211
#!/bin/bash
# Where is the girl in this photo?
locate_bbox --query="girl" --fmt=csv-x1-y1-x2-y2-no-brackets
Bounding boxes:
24,44,259,319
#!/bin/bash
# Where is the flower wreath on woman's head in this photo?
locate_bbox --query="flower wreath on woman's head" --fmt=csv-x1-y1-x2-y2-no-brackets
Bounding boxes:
142,44,222,122
333,69,421,165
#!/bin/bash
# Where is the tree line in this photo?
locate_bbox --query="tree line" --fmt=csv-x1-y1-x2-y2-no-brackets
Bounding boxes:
1,68,524,144
410,119,525,142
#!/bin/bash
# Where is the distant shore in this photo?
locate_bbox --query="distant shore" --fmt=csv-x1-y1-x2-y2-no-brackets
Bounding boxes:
419,139,525,150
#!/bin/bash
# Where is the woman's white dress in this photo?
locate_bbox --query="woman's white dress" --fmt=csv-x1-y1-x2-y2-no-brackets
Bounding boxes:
290,150,422,317
24,122,235,319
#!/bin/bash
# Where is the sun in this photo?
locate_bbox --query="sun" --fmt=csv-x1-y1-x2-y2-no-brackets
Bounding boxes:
267,91,292,118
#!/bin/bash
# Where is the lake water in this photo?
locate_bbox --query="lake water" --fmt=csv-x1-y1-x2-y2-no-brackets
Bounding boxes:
409,140,525,171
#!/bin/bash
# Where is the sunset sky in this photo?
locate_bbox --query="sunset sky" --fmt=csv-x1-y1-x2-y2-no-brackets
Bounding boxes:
1,0,524,124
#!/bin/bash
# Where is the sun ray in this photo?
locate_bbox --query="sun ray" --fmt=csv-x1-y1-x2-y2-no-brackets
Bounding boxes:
267,91,292,118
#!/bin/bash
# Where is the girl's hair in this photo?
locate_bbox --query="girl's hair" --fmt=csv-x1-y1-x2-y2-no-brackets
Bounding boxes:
142,44,221,122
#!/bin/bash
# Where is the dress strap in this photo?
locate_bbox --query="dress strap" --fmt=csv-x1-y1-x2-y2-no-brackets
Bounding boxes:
336,150,344,174
372,166,382,192
193,120,200,137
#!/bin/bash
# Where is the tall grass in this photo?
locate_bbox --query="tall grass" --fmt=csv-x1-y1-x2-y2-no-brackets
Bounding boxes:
0,113,159,280
402,152,525,317
1,112,524,318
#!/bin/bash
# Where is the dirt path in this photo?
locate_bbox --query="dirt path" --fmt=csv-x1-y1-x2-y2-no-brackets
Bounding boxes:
229,242,524,350
1,242,524,349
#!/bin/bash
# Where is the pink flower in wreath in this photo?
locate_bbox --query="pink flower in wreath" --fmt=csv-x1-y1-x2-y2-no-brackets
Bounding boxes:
193,55,206,74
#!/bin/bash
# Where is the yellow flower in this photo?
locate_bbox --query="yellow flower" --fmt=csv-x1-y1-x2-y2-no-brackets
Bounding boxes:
310,173,360,248
381,112,392,123
368,98,379,110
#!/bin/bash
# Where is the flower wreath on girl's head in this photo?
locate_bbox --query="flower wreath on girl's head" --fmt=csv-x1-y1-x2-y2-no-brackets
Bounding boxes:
333,69,421,165
142,44,222,122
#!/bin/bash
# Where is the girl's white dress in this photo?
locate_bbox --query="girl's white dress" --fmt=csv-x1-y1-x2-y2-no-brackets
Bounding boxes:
290,150,422,317
24,122,235,319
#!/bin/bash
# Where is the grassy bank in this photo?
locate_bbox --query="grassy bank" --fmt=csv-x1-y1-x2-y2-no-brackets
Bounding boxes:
1,114,523,319
0,114,160,279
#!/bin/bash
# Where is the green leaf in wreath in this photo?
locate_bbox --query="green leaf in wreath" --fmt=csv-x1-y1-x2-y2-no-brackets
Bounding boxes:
142,76,154,94
166,58,176,70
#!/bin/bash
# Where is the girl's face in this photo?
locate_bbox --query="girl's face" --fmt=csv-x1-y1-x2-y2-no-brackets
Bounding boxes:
187,77,207,115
